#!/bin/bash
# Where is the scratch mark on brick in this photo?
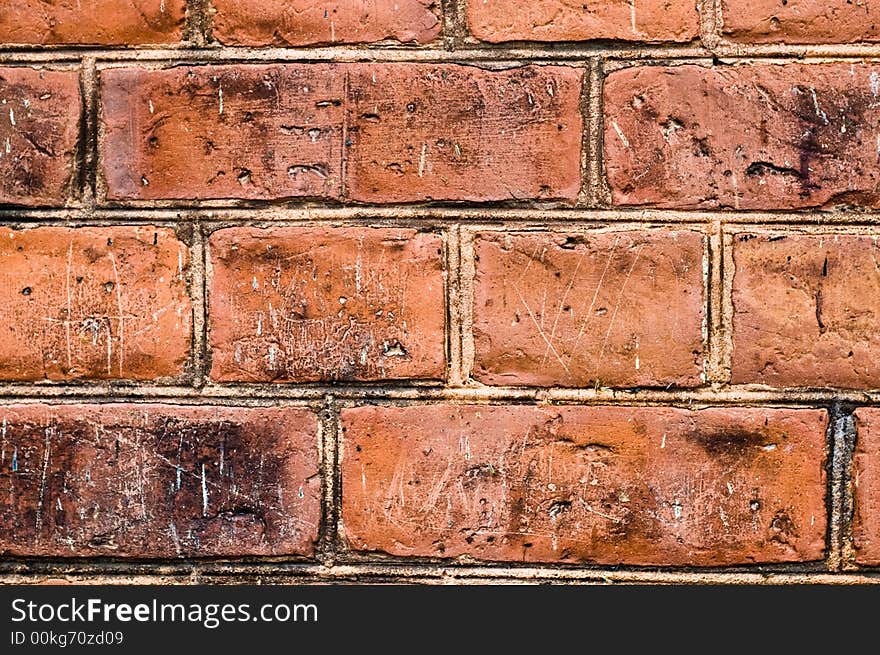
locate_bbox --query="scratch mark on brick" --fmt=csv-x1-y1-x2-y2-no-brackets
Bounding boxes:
35,430,51,540
542,247,586,368
64,241,74,371
107,249,125,375
596,244,645,371
570,236,620,358
512,283,570,374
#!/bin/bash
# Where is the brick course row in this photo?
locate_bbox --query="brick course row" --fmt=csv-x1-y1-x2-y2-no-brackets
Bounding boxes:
6,62,880,210
2,1,877,46
5,402,880,566
5,225,880,391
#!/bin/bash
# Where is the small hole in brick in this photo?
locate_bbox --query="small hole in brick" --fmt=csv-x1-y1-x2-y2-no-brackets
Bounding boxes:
406,102,416,113
104,282,115,293
20,287,31,296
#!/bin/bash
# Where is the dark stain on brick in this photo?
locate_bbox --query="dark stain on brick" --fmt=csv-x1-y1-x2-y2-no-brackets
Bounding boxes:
0,407,318,557
688,427,777,463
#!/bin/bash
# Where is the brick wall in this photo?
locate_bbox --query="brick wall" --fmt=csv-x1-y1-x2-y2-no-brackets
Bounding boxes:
1,0,879,584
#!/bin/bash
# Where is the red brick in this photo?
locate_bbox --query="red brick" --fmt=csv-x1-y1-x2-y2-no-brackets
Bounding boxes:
212,0,441,46
0,226,192,381
0,0,184,45
722,0,880,44
732,233,880,389
605,64,880,209
468,0,699,43
101,64,582,204
208,227,446,383
0,68,80,206
345,64,583,204
854,408,880,565
0,404,321,558
101,65,345,201
341,405,828,565
472,230,705,388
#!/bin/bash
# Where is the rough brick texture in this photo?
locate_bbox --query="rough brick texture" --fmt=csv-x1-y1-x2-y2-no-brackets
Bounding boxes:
0,68,80,207
0,1,185,45
346,64,583,204
722,0,880,44
101,65,346,201
211,0,441,46
342,405,828,565
472,230,705,388
468,0,699,43
6,0,879,583
208,227,446,383
605,63,880,209
0,404,321,557
855,408,880,565
732,233,880,389
0,226,192,381
101,63,583,203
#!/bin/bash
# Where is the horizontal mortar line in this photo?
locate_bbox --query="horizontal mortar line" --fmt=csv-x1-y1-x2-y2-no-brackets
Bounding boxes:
0,385,874,405
3,207,880,226
0,564,876,585
2,43,880,64
0,45,702,65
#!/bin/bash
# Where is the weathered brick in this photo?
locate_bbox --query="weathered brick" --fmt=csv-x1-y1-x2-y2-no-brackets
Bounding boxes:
732,233,880,389
208,227,446,383
0,226,192,381
101,64,582,203
0,404,321,558
0,0,184,45
468,0,699,43
854,408,880,565
472,230,705,388
101,65,345,201
341,405,827,565
605,64,880,209
345,64,583,203
211,0,441,46
0,68,80,206
722,0,880,44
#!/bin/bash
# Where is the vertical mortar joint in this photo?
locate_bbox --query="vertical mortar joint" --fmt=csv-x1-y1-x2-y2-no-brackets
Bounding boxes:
828,401,858,571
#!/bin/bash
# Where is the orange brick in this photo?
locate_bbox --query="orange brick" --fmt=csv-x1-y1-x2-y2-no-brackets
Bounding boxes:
0,227,192,381
732,233,880,389
472,230,705,388
342,404,828,566
469,0,699,43
212,0,441,46
0,68,80,206
208,227,446,383
605,64,880,209
0,0,184,45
